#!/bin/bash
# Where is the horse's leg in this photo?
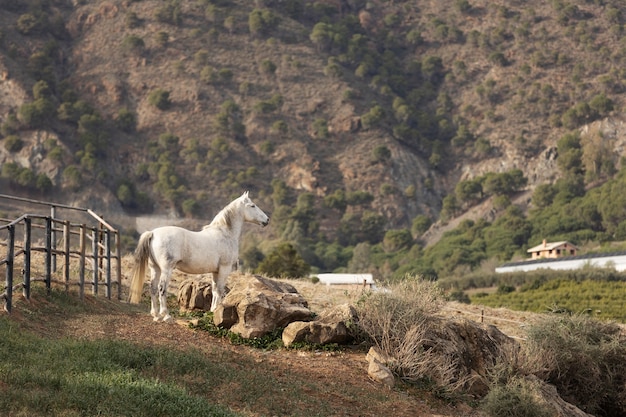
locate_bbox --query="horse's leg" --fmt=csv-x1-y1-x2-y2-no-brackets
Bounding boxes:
148,262,161,321
210,266,230,312
159,268,173,322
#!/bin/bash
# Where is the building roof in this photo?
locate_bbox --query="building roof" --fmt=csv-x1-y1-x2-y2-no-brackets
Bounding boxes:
527,240,578,253
316,273,375,285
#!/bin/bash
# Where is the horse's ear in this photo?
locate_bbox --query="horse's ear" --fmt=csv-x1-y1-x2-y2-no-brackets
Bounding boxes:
242,191,249,198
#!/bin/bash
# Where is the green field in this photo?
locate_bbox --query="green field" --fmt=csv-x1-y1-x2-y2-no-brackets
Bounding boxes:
471,279,626,322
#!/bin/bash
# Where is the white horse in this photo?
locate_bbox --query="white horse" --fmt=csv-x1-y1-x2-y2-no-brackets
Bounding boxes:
128,191,269,322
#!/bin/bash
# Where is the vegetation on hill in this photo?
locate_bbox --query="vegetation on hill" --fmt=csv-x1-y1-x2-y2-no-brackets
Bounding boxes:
4,0,626,284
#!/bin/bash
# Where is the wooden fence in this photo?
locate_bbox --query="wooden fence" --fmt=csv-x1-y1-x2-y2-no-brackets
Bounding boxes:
0,195,122,313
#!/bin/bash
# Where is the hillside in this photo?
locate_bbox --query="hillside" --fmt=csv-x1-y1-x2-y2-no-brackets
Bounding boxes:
2,284,487,417
3,0,626,277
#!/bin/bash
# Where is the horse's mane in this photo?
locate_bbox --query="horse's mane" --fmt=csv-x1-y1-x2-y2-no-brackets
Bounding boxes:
204,197,243,229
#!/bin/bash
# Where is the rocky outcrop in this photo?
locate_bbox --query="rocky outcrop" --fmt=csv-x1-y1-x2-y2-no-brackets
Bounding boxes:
212,274,314,339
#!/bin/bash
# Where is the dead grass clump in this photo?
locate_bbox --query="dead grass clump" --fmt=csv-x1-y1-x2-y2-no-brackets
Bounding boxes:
355,279,468,390
523,314,626,417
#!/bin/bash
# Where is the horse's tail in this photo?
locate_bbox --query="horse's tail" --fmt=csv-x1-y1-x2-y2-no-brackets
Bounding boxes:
128,231,153,304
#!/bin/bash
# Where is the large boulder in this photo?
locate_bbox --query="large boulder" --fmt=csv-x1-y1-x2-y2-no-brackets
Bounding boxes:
213,274,314,339
282,304,358,347
177,277,214,312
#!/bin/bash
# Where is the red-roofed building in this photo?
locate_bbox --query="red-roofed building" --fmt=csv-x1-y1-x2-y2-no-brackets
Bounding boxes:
527,239,578,260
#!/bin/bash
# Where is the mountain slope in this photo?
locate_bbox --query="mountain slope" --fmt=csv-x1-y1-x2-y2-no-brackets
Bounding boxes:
2,0,626,256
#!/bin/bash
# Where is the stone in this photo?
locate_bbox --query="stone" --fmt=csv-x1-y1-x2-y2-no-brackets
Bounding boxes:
213,274,314,339
419,317,519,396
531,375,594,417
366,347,395,388
282,304,359,347
177,278,214,312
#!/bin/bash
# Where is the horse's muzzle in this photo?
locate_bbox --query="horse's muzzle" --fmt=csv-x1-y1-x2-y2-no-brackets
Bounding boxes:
262,218,270,227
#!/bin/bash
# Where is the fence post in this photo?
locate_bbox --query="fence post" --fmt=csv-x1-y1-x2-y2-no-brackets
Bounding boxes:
50,205,56,273
4,224,15,313
23,217,31,300
116,231,122,300
63,220,70,292
105,229,111,299
45,217,52,295
91,227,98,295
79,225,86,300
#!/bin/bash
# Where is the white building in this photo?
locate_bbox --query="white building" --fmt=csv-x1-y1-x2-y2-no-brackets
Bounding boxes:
316,273,377,290
495,252,626,273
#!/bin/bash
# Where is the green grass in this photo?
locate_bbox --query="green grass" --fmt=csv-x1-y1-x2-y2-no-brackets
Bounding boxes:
0,319,242,417
0,289,350,417
471,279,626,322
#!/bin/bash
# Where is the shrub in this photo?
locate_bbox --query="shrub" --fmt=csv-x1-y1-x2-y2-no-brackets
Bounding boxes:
4,135,23,152
259,59,277,76
523,315,626,416
155,2,182,26
481,376,552,417
182,198,199,217
312,118,328,138
259,140,274,155
271,120,288,135
116,108,136,132
356,279,468,388
248,8,279,37
17,13,46,35
18,99,54,128
361,105,385,129
256,242,311,278
62,165,82,190
35,173,53,192
148,89,171,110
121,35,144,52
372,145,391,163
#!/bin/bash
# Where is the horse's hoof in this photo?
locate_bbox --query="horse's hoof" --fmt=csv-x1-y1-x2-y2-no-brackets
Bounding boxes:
152,316,161,322
162,315,173,323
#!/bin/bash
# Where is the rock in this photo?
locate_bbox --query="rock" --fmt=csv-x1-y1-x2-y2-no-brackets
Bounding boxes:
531,375,594,417
213,274,313,339
282,304,358,347
366,347,395,388
420,318,519,396
177,277,214,312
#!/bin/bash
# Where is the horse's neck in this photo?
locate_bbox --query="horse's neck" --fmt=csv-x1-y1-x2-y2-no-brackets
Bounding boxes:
227,216,244,240
208,213,244,241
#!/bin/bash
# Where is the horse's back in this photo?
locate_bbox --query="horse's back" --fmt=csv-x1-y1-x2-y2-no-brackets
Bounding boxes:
150,225,222,273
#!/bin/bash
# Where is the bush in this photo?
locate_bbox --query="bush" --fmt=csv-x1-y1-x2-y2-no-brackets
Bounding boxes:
255,242,311,278
116,108,136,132
35,173,53,192
62,165,82,190
259,59,277,76
481,377,552,417
356,279,467,388
155,2,182,26
121,35,144,52
148,89,171,110
523,315,626,416
4,135,23,152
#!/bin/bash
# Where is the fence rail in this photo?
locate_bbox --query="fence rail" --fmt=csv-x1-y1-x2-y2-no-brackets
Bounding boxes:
0,194,122,313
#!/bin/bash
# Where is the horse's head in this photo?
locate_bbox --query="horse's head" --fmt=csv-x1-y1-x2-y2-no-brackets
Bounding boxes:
240,191,270,227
